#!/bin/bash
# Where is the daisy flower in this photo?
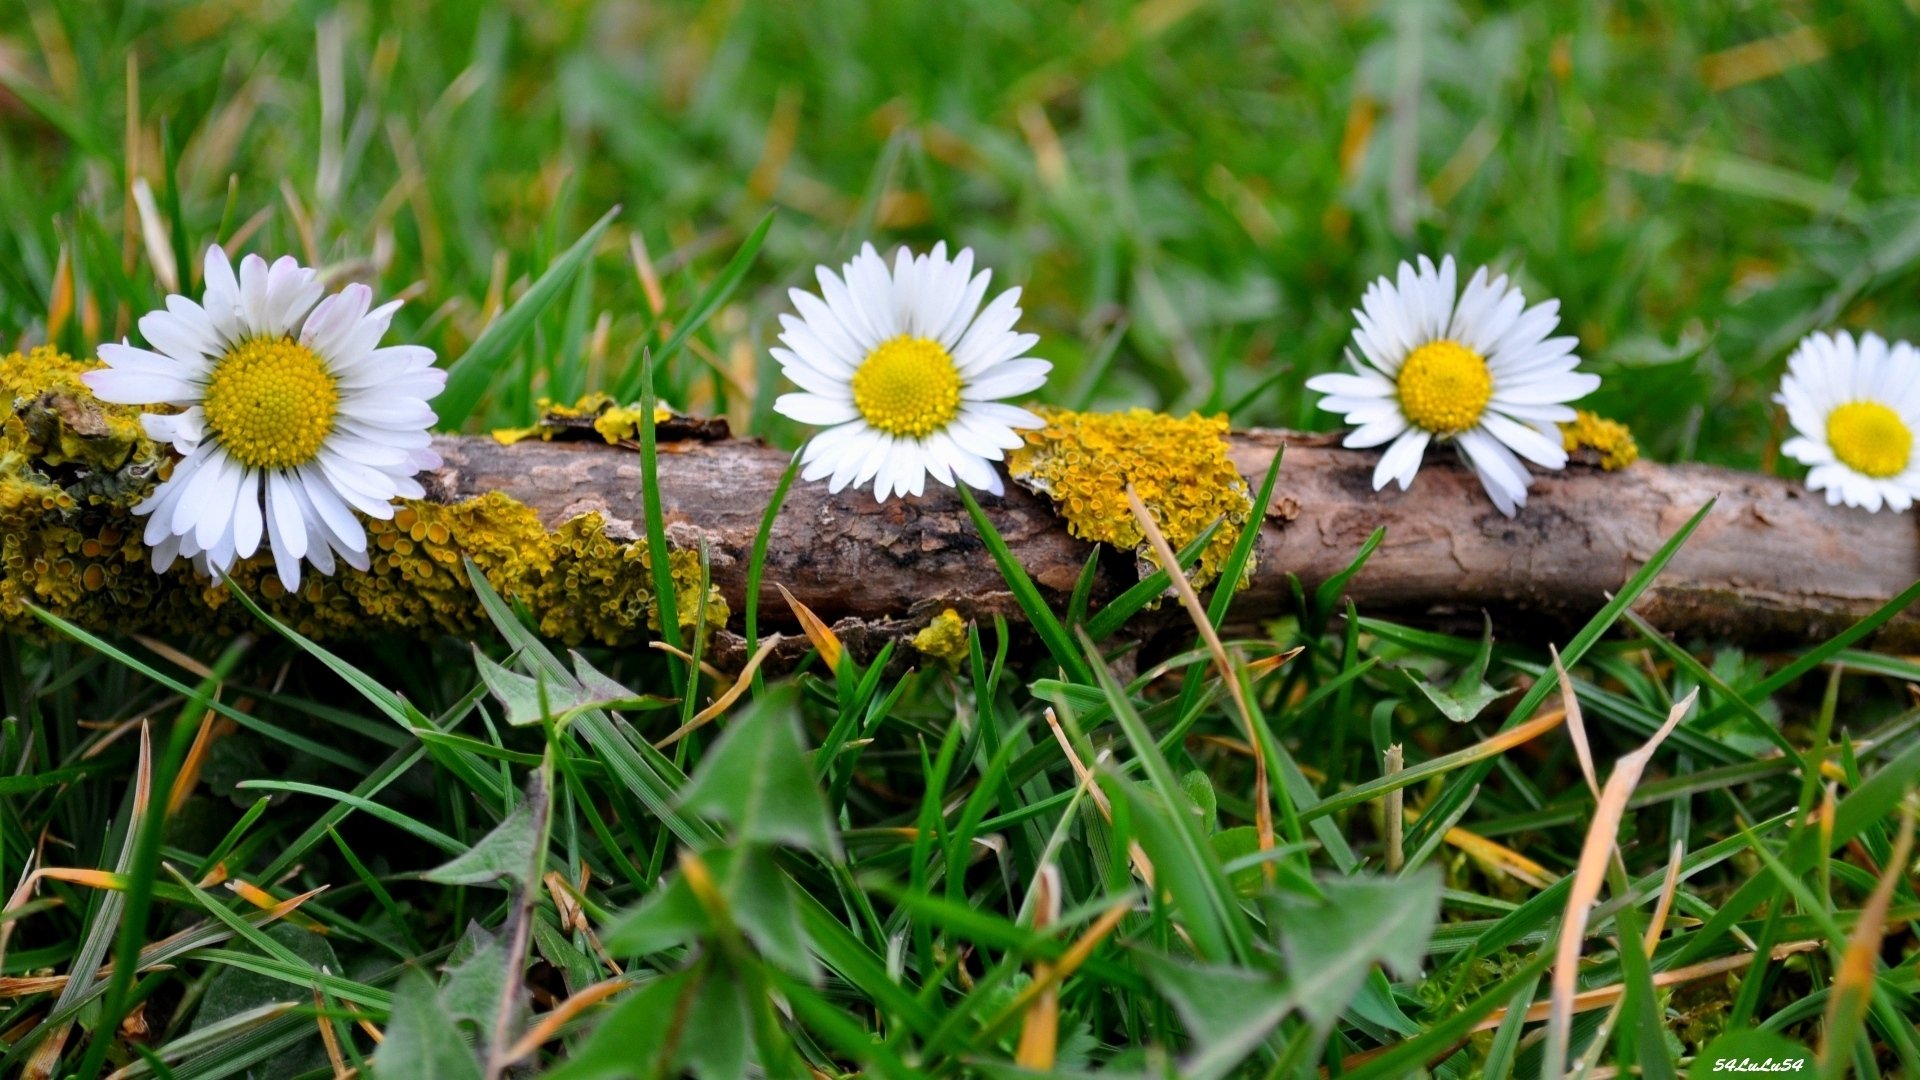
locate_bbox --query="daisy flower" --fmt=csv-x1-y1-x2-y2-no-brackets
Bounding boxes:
772,242,1049,500
1305,255,1601,515
1776,330,1920,513
82,246,445,590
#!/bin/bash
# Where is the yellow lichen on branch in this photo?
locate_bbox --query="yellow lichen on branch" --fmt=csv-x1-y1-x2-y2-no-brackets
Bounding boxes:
1560,410,1640,471
1008,407,1254,589
490,393,677,447
1,349,724,646
910,607,970,669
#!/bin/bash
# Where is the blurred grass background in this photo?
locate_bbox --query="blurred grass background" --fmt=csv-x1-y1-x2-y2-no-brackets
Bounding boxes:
2,0,1918,466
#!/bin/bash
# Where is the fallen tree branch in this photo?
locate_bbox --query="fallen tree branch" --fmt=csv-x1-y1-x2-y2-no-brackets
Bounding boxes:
424,428,1920,653
5,345,1916,655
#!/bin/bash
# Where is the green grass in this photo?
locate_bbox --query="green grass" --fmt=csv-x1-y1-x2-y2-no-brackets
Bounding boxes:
4,0,1920,1076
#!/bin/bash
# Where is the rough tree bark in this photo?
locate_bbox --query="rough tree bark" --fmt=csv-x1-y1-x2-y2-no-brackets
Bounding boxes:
424,429,1920,653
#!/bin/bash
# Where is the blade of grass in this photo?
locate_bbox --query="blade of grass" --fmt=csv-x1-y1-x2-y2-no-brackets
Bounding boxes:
436,205,620,426
959,484,1092,684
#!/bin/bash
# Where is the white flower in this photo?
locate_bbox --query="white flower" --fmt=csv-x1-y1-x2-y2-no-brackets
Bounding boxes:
772,242,1050,501
1305,255,1601,515
82,246,445,590
1775,330,1920,513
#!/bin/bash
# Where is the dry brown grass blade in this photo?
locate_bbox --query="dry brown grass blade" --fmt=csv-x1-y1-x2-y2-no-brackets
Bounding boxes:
47,242,72,340
996,899,1131,1034
1552,646,1600,800
503,976,634,1065
1044,708,1154,886
167,706,226,817
32,868,130,890
1124,486,1275,866
0,886,323,1000
1544,688,1699,1078
1383,744,1405,873
1700,21,1850,92
653,634,781,749
1819,803,1915,1071
132,635,215,680
24,724,155,1078
1462,940,1820,1036
777,583,842,674
78,715,147,761
1645,839,1686,951
314,987,350,1079
1015,864,1063,1070
628,232,667,317
226,879,327,933
647,641,728,681
1442,826,1557,891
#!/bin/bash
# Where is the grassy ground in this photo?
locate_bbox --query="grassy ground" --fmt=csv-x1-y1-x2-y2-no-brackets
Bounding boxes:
3,0,1920,1076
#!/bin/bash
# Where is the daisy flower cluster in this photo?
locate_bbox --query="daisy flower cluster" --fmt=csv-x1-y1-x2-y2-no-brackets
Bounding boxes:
76,238,1920,602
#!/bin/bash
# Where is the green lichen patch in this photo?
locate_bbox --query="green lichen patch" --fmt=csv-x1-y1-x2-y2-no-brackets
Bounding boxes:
1008,407,1253,590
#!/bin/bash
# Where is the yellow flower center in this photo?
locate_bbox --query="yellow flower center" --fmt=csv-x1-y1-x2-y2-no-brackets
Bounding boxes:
1826,401,1912,479
1396,339,1493,436
852,336,962,438
202,337,339,470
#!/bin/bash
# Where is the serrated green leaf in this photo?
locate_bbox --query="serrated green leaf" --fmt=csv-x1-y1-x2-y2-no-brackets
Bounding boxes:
607,846,814,976
371,971,484,1080
1181,769,1218,833
473,647,561,726
541,970,697,1080
1406,615,1512,723
424,775,548,888
438,924,512,1032
1138,952,1289,1080
606,869,708,956
1209,826,1265,897
1279,870,1441,1036
475,646,669,727
677,687,841,857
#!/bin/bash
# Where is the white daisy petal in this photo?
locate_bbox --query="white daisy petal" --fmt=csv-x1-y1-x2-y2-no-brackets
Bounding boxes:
238,254,272,332
951,289,1024,372
1480,412,1569,469
189,450,245,548
1457,428,1531,515
962,359,1051,401
1304,371,1395,400
202,246,243,341
1343,414,1409,449
1373,430,1431,491
142,407,206,449
231,468,264,559
775,393,861,427
140,308,219,364
937,269,994,349
83,368,204,407
788,289,865,366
